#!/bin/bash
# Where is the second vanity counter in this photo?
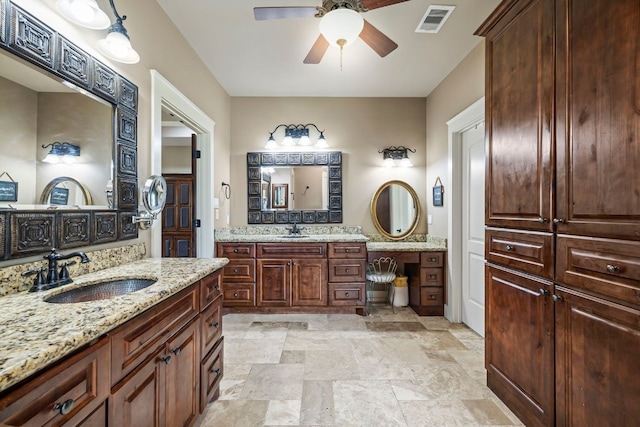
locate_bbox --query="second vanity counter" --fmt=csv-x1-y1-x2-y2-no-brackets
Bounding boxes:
216,233,369,243
0,257,228,393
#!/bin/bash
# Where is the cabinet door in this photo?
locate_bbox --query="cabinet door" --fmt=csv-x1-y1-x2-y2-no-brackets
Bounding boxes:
292,258,327,306
555,286,640,426
485,264,554,427
109,347,166,427
555,0,640,240
163,234,194,257
165,319,200,427
482,0,555,231
257,259,290,306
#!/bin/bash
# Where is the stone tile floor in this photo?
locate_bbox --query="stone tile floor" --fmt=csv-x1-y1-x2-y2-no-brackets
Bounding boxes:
195,306,523,427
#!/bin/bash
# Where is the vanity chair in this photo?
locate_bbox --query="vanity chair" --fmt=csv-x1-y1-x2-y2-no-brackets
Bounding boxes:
365,257,397,314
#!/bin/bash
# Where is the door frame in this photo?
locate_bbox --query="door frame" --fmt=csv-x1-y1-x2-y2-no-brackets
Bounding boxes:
150,70,215,258
446,97,485,322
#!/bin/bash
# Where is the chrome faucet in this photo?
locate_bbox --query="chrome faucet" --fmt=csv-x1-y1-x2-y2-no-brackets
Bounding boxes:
23,248,90,292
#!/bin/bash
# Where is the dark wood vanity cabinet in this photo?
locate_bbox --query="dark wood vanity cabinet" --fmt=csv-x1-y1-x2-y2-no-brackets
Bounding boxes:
478,0,640,425
0,271,223,427
218,242,366,313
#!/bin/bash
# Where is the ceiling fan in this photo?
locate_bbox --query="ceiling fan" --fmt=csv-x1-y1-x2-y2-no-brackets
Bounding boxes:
254,0,409,64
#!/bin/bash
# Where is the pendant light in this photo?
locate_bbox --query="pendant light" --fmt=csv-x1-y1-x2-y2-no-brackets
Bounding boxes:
96,0,140,64
56,0,110,30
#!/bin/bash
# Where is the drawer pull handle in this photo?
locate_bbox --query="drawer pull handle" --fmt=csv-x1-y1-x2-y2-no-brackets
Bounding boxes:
345,292,350,297
54,399,74,415
171,348,181,356
214,284,220,291
553,218,565,224
606,264,621,273
429,274,436,280
345,269,349,273
212,321,220,329
346,249,350,253
212,367,221,375
539,288,549,296
538,217,548,223
233,293,239,298
429,257,436,262
161,355,172,364
505,245,514,252
233,249,238,253
233,269,238,273
552,294,562,302
428,294,437,300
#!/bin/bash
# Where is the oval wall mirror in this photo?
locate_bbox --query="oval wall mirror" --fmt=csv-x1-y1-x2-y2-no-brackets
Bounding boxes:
39,176,93,206
370,180,421,240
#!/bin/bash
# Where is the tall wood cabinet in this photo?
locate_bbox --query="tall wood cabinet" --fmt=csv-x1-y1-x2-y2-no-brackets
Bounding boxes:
478,0,640,426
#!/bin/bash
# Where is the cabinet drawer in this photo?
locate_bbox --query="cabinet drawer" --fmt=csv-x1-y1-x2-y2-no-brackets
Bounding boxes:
328,242,366,258
368,251,420,264
486,228,553,278
201,337,224,411
257,243,327,258
223,283,255,306
421,251,444,267
556,235,640,307
328,283,365,306
217,243,255,258
420,286,444,307
421,268,444,286
328,259,366,282
0,337,110,427
200,271,222,309
222,259,256,283
110,284,199,385
201,295,222,356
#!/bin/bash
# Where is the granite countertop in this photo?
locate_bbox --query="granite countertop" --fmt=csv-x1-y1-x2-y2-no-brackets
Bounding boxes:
0,257,228,393
366,241,447,252
216,233,369,243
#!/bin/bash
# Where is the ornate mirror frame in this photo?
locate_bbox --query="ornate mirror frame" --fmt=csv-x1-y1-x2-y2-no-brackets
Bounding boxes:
370,180,421,240
247,151,342,224
0,0,139,260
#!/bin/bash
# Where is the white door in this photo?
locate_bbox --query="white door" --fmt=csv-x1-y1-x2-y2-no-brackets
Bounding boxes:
461,123,485,336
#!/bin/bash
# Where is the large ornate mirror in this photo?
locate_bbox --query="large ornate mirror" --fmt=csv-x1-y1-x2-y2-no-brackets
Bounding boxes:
370,180,421,240
0,0,139,259
247,151,342,224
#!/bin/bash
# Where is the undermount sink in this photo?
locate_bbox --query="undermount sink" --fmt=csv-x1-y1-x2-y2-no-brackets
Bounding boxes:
45,278,157,303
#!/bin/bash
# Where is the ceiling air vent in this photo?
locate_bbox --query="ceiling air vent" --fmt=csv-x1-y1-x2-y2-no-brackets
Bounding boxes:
415,5,455,33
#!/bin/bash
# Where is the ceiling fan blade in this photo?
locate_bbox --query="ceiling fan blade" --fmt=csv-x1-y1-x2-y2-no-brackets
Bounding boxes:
254,7,318,21
359,19,398,57
303,34,330,64
361,0,410,11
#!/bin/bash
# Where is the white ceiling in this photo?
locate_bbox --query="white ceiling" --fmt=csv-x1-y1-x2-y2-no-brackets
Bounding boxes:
155,0,501,98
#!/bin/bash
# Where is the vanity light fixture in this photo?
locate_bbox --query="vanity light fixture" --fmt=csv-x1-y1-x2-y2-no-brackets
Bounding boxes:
42,142,81,164
265,124,328,150
379,146,416,168
56,0,110,29
96,0,140,64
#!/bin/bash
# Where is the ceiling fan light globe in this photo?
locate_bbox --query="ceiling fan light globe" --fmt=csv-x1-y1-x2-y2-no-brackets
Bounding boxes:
319,8,364,47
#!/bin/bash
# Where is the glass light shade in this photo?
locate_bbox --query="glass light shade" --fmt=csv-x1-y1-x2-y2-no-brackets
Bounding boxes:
97,30,140,64
399,157,413,168
298,135,311,146
43,153,61,164
315,134,329,148
319,9,364,46
281,135,294,146
56,0,110,29
265,136,278,150
383,158,396,168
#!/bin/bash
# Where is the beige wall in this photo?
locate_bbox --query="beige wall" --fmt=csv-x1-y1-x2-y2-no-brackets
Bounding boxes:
230,97,426,234
425,40,486,238
10,0,232,256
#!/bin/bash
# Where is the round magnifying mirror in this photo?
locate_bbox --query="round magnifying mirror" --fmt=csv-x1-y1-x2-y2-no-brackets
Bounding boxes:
370,180,421,240
142,175,167,216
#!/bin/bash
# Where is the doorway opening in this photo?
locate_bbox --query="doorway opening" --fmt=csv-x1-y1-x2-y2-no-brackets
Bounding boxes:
150,70,215,258
446,97,485,335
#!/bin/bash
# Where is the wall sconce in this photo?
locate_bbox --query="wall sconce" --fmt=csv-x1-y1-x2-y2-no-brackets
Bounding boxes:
42,142,81,164
265,124,328,150
379,146,416,168
57,0,140,64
